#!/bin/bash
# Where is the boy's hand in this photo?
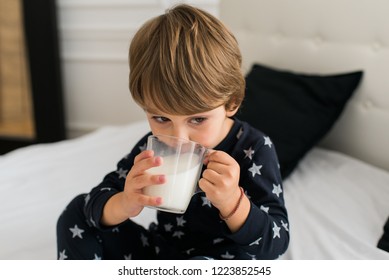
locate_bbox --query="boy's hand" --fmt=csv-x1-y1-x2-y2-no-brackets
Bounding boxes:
199,150,241,213
120,150,165,217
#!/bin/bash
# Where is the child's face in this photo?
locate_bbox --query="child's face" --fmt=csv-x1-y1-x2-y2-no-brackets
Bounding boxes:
145,105,237,149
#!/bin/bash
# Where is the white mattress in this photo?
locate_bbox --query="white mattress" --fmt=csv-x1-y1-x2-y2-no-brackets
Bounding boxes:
0,120,388,259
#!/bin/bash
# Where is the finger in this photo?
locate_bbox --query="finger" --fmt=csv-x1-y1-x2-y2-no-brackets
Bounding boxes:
207,150,234,166
203,149,215,165
134,150,154,163
137,193,163,207
132,153,163,175
202,168,219,183
206,161,226,174
198,177,214,192
131,173,166,190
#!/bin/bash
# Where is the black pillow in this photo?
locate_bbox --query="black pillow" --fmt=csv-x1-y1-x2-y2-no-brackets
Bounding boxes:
377,216,389,253
237,63,363,179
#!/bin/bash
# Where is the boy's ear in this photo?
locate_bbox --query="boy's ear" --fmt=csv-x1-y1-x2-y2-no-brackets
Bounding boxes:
226,105,239,117
225,96,242,117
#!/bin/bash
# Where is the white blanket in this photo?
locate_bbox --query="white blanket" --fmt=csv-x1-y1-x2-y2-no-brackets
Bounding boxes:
0,121,388,259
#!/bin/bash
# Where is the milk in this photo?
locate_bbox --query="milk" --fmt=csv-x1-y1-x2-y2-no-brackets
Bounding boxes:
144,153,202,213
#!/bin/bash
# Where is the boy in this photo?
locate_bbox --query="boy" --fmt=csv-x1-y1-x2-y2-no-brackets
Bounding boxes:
57,4,289,260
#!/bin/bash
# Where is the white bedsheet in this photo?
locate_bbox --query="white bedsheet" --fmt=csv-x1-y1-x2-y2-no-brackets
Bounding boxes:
282,149,389,259
0,120,388,259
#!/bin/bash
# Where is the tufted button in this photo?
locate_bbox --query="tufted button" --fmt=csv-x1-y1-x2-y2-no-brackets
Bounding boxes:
363,100,374,110
313,35,323,46
272,31,285,44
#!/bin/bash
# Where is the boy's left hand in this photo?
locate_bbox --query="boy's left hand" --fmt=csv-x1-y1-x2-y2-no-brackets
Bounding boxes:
199,150,241,212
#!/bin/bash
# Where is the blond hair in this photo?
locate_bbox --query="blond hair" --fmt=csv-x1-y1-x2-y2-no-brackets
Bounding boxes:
129,4,245,115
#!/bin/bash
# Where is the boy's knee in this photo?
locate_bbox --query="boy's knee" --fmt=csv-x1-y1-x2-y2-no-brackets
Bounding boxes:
57,194,88,230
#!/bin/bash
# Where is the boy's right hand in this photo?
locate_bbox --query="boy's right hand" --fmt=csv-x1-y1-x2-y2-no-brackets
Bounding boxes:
101,150,165,226
121,150,165,218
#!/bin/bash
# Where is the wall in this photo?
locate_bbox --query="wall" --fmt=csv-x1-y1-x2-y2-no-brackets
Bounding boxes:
57,0,220,137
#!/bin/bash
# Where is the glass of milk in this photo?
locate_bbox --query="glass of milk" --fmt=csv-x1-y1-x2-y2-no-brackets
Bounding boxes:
143,135,207,214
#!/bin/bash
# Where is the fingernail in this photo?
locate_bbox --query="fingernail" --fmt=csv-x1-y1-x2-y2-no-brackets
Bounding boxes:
158,175,165,183
154,156,163,165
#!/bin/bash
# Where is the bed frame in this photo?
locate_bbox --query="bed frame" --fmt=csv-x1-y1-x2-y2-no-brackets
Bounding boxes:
221,0,389,172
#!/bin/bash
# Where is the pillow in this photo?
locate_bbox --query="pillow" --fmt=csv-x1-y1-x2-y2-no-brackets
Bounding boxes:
237,63,363,179
377,216,389,253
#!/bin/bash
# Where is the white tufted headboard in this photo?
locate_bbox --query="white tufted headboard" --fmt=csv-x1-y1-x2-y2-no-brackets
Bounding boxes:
220,0,389,172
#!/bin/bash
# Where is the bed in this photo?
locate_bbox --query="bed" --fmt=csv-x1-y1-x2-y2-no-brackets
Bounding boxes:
1,0,389,260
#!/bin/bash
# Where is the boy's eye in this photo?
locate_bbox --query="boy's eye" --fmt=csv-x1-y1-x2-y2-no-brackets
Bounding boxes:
190,117,206,125
152,116,170,123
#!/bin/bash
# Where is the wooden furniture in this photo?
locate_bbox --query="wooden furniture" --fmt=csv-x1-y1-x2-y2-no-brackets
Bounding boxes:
0,0,65,154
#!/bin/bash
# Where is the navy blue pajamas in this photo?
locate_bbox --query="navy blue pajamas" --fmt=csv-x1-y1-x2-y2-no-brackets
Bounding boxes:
57,118,289,259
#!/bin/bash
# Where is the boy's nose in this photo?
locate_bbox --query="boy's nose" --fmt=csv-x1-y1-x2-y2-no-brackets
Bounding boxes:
171,127,189,141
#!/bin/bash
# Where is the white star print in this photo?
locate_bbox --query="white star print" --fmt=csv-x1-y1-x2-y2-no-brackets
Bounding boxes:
93,254,101,260
272,184,282,197
243,146,255,160
112,227,119,233
84,194,90,205
139,143,147,151
164,223,173,232
185,248,195,255
155,246,160,255
249,237,262,246
260,205,269,213
140,233,149,247
272,222,281,239
100,187,112,192
237,128,243,139
246,253,257,260
172,231,185,239
281,220,289,231
201,196,212,207
213,238,224,244
124,254,132,260
264,136,272,148
89,217,96,227
69,224,84,239
176,216,186,227
59,250,67,260
116,168,128,179
248,163,262,177
221,251,235,259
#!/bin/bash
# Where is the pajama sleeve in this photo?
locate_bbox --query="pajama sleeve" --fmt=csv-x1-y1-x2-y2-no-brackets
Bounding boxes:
222,130,289,259
83,133,150,230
